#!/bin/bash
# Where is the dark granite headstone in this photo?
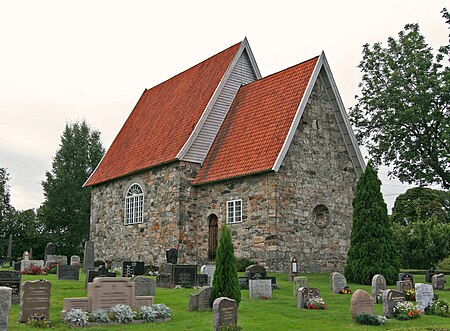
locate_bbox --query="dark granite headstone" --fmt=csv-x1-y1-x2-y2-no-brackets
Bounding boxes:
173,265,197,287
382,289,405,317
85,267,116,289
245,264,267,280
83,241,94,273
166,248,178,264
44,243,56,260
0,270,21,304
13,262,21,272
398,272,414,285
156,273,173,288
197,274,208,287
57,265,80,281
238,277,249,290
122,261,145,277
94,260,106,268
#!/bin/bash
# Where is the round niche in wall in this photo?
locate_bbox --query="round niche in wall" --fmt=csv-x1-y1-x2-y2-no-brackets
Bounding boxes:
313,204,330,228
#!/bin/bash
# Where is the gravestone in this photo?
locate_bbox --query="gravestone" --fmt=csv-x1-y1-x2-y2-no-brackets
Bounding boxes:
201,263,216,286
238,277,249,290
382,289,405,317
21,260,44,273
245,264,267,280
19,280,52,323
173,265,197,287
432,274,445,290
122,261,145,277
83,240,94,273
57,265,80,281
330,272,347,293
44,243,56,260
197,274,208,287
133,276,156,296
162,263,174,276
350,289,374,320
398,272,414,285
293,276,308,296
13,261,21,271
415,283,434,312
213,297,237,331
166,248,178,264
88,277,136,311
249,279,272,299
0,270,21,304
60,298,89,320
94,260,106,268
85,267,116,289
189,286,212,311
297,287,320,309
22,251,29,261
45,255,67,267
156,273,173,288
371,274,387,303
70,255,81,267
396,280,413,294
6,234,12,258
425,270,435,283
0,286,12,330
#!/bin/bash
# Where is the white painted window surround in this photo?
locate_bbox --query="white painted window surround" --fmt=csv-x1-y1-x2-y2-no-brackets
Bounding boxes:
124,183,144,225
227,199,242,224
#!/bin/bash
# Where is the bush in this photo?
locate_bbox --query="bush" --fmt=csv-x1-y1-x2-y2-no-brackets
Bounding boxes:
27,313,52,328
111,304,135,323
236,258,254,272
356,312,387,325
140,304,172,322
65,309,89,326
438,256,450,270
91,309,110,323
427,299,450,318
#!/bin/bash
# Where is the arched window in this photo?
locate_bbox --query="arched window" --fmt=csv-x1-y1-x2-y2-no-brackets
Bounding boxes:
124,183,144,225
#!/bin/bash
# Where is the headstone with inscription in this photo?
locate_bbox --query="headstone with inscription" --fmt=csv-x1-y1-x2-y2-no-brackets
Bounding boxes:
19,280,52,323
45,255,67,267
297,287,320,309
201,263,216,286
57,265,80,281
396,280,413,294
350,289,374,320
415,283,434,312
197,274,208,287
133,276,156,296
173,265,197,287
432,274,445,290
371,274,387,303
398,272,414,285
44,243,56,260
83,240,94,273
293,276,308,296
122,261,145,277
238,277,249,290
330,272,347,294
382,289,405,317
0,270,21,304
70,255,81,267
88,277,136,311
189,286,212,311
0,286,12,330
166,248,178,264
245,264,267,280
21,260,44,273
249,279,272,299
156,273,173,288
213,297,237,331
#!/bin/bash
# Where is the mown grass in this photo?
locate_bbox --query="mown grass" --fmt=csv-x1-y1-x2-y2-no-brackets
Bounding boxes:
6,272,450,330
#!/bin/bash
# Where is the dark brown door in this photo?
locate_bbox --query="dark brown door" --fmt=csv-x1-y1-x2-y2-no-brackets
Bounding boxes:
208,214,218,261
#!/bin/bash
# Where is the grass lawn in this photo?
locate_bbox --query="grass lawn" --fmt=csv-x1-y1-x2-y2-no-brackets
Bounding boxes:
6,271,450,330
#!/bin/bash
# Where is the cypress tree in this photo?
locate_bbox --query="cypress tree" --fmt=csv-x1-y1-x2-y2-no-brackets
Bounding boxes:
210,224,241,305
344,162,400,285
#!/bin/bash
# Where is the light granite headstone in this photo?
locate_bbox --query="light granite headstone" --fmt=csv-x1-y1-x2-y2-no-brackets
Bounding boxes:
57,265,80,280
396,280,413,294
297,287,320,309
70,255,81,267
19,280,52,323
371,274,387,303
20,260,44,273
0,286,12,330
201,263,216,286
83,240,94,273
293,276,308,296
432,274,445,290
415,283,434,312
213,297,237,331
189,286,212,311
133,276,156,296
0,270,21,304
330,272,347,293
382,289,405,317
350,289,374,320
249,279,272,299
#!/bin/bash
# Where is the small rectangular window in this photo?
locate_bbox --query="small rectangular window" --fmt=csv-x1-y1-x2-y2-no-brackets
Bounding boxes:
227,199,242,224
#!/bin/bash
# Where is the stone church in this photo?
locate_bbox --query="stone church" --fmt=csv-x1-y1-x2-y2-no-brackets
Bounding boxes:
84,38,365,272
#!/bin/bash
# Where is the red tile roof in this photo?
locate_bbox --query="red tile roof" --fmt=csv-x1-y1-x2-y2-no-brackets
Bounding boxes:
192,56,319,185
85,42,241,186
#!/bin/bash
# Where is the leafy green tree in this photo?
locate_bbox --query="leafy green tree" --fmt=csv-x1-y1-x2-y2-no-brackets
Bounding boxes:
211,224,241,305
349,9,450,189
345,163,400,285
38,120,104,257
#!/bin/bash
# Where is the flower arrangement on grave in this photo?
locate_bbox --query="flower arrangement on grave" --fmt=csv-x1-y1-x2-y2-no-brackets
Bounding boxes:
393,301,421,320
405,288,415,301
426,299,450,318
306,297,326,310
27,313,52,328
356,312,387,326
22,265,50,275
339,286,352,294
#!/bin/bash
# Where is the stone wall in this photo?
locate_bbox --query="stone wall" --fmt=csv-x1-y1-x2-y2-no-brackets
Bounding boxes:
90,76,357,272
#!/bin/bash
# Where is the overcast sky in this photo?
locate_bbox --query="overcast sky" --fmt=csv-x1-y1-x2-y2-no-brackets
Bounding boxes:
0,0,447,212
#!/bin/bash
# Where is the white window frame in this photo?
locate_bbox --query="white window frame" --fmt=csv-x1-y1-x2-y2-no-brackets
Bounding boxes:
226,199,242,224
124,183,144,225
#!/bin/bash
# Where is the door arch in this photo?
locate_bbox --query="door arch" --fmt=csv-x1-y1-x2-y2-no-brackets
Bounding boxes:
207,214,218,261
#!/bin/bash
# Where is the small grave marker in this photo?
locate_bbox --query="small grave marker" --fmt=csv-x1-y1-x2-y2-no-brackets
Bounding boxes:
297,287,320,309
0,270,21,304
293,276,308,296
133,276,156,296
330,272,347,293
70,255,81,267
213,297,237,331
350,289,374,320
189,286,212,311
431,274,445,290
19,280,52,323
245,264,267,280
382,289,405,317
166,248,178,264
249,279,272,299
57,265,80,281
156,273,173,288
371,274,387,303
83,241,94,273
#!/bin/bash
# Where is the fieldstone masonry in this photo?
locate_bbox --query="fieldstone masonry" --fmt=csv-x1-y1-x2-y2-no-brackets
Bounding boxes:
90,75,357,272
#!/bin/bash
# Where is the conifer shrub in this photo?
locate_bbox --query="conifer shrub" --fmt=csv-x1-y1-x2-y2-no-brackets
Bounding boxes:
344,162,400,284
210,225,241,305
